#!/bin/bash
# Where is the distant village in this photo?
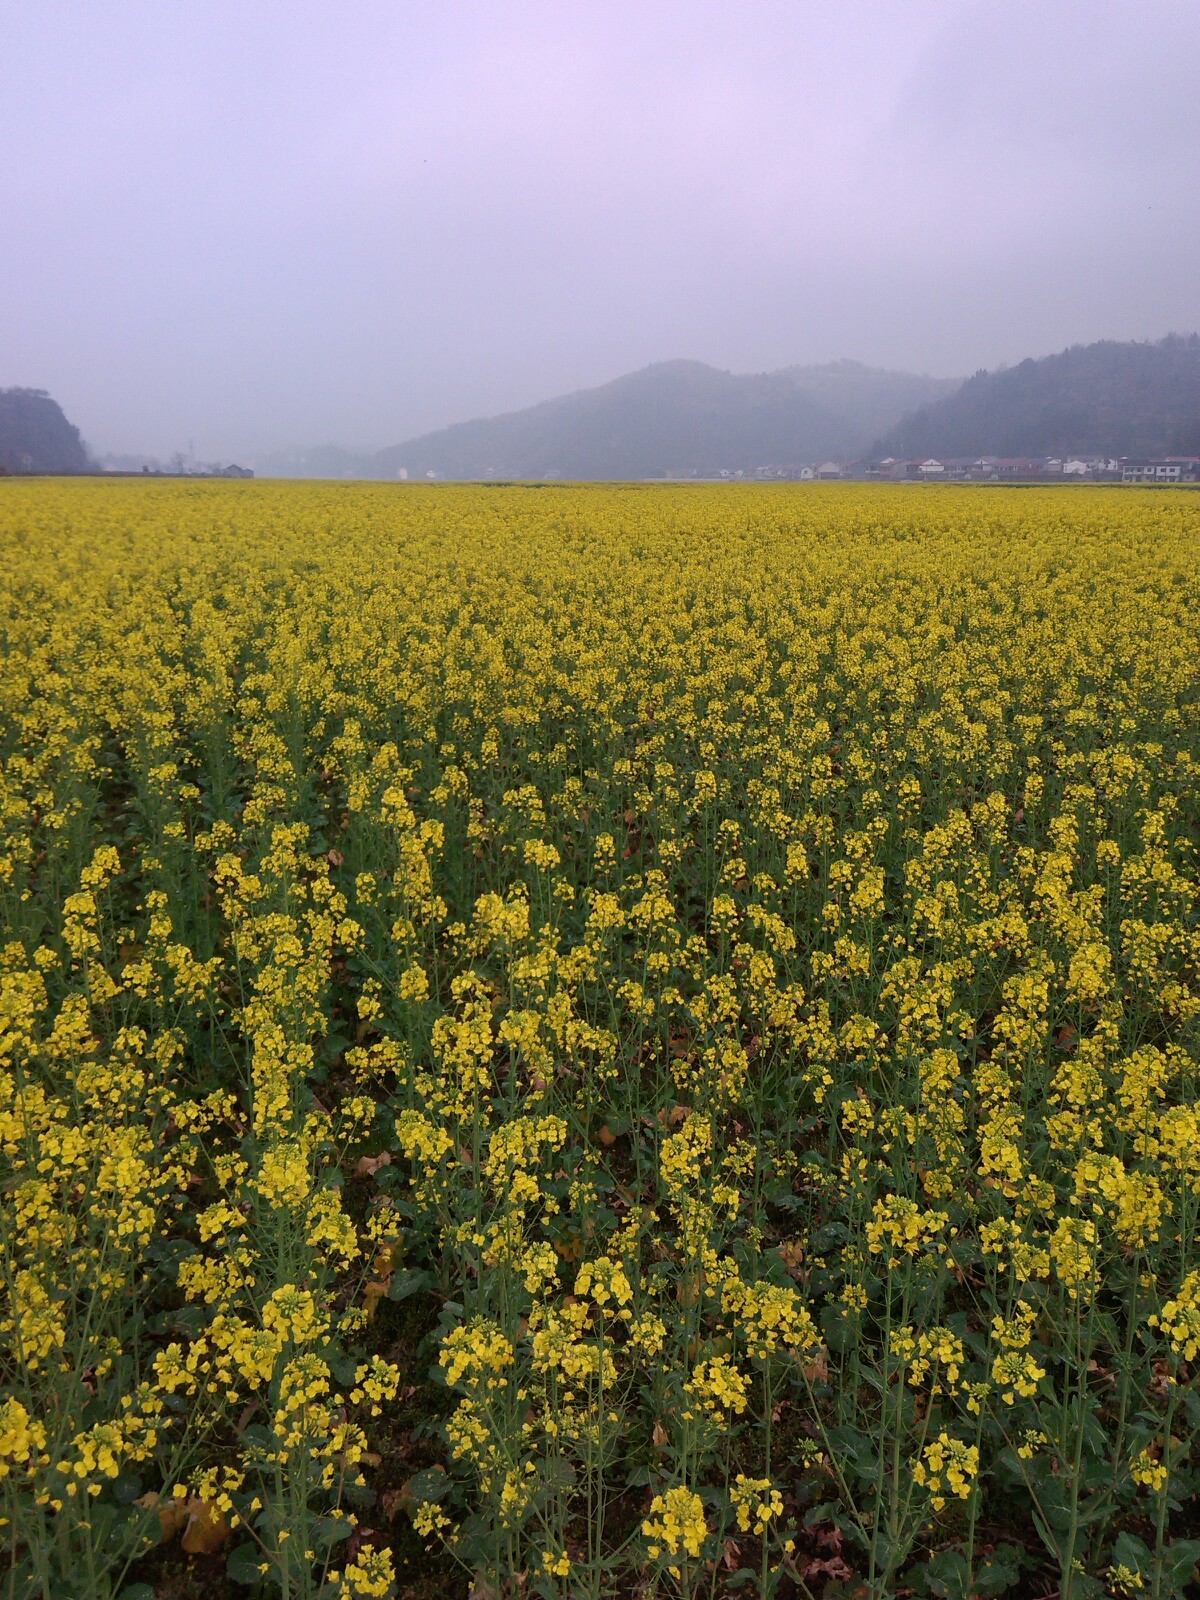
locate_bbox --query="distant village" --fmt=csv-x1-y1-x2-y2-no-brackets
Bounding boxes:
706,454,1200,484
95,453,1199,486
396,455,1200,485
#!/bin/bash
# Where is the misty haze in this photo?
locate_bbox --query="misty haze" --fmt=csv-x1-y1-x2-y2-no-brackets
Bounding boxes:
4,2,1199,467
3,9,1200,1600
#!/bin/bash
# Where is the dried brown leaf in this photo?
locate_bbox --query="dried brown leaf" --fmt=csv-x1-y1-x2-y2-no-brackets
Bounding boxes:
180,1496,230,1555
363,1279,390,1319
136,1490,189,1543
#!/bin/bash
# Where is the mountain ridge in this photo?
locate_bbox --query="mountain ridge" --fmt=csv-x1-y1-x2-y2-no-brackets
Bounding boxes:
371,358,960,479
255,360,959,479
265,337,1200,479
873,334,1200,460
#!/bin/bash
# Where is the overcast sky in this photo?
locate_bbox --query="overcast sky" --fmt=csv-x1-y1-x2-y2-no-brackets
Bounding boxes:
3,0,1198,459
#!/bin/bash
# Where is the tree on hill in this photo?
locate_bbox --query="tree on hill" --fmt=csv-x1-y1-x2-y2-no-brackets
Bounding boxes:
0,388,92,473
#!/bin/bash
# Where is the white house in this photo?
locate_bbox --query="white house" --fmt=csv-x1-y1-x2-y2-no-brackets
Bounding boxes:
918,458,945,475
1121,460,1196,482
1062,459,1089,476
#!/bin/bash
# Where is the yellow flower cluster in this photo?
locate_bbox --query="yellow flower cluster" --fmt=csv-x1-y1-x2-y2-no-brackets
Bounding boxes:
731,1474,784,1535
643,1484,708,1561
912,1432,980,1511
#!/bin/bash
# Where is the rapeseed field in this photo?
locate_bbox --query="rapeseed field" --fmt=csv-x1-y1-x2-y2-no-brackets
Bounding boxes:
1,478,1199,1600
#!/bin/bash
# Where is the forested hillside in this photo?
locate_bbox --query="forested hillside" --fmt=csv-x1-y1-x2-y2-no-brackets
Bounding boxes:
874,335,1200,458
0,388,91,473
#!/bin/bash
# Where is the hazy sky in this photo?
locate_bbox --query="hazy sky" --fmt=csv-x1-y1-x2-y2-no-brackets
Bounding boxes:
3,1,1198,459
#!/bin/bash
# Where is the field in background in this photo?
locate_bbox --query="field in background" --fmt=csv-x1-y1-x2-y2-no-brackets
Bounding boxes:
2,480,1199,1600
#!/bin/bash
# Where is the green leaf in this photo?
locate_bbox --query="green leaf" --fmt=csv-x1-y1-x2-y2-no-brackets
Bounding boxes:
1069,1579,1106,1600
1112,1531,1152,1575
1031,1507,1063,1562
405,1465,451,1503
820,1301,861,1355
328,1350,358,1386
538,1457,576,1491
112,1471,144,1505
227,1543,266,1585
1179,1388,1200,1430
387,1266,433,1301
974,1545,1023,1597
170,1303,206,1336
925,1547,970,1598
310,1512,354,1547
1160,1539,1200,1598
826,1423,866,1466
1076,1486,1116,1526
810,1221,849,1252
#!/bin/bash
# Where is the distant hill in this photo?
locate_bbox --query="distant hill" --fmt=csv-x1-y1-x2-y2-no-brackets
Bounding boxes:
0,388,91,473
873,334,1200,460
256,361,959,479
774,361,963,445
370,360,959,480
